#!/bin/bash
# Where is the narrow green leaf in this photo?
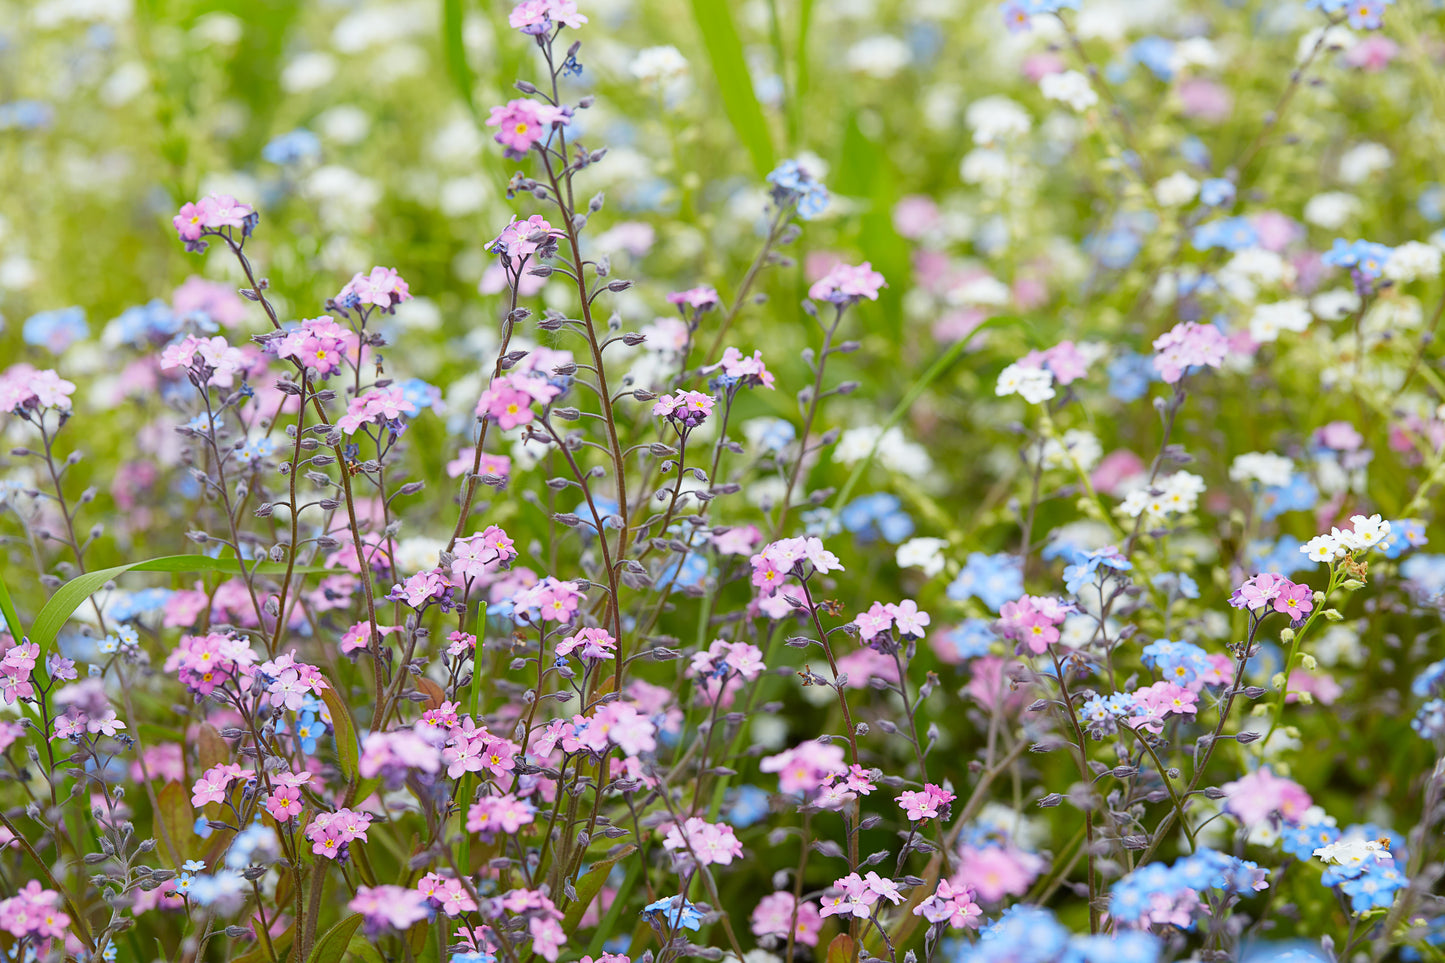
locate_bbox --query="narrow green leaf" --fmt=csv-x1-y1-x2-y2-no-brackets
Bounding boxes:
319,682,361,783
689,0,775,178
346,937,387,963
562,844,638,932
442,0,477,118
0,571,22,641
26,554,326,653
308,913,363,963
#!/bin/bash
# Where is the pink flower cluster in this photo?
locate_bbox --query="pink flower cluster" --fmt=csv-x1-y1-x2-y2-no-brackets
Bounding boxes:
1152,320,1229,384
1123,681,1198,735
998,594,1075,654
453,525,519,580
306,807,374,859
0,365,75,414
511,576,584,622
163,631,258,696
443,714,520,780
913,879,982,929
337,385,417,435
854,599,931,642
416,872,478,917
359,727,443,784
509,0,587,34
809,261,887,304
1019,340,1091,385
819,871,904,918
348,884,430,933
467,793,536,840
1229,572,1314,623
173,193,254,242
486,99,570,156
159,334,247,387
0,881,69,941
652,389,715,427
488,214,561,267
1222,767,1313,828
760,741,847,796
661,817,744,866
708,346,776,389
191,762,253,807
0,639,38,704
897,783,956,821
261,651,329,710
336,266,411,310
749,537,845,597
476,371,560,430
557,626,617,660
499,889,566,961
751,891,823,946
263,771,313,821
666,285,719,310
272,316,359,378
389,568,454,609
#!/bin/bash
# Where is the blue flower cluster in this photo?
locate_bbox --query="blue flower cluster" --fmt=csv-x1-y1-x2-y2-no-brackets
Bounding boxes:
1141,638,1212,685
1109,849,1269,926
766,159,830,221
1192,217,1258,251
948,552,1024,612
1321,238,1394,281
1061,545,1131,594
841,493,914,543
948,904,1158,963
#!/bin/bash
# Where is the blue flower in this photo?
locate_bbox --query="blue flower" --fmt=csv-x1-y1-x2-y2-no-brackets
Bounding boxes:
1130,37,1175,81
642,895,703,931
939,619,994,661
263,128,322,165
723,785,770,828
24,306,88,353
1199,178,1236,207
1321,238,1394,280
767,159,830,220
1108,351,1155,402
840,493,913,544
1192,217,1258,251
1061,545,1132,595
948,553,1024,613
1380,518,1427,558
1260,473,1318,521
108,300,181,346
294,712,322,755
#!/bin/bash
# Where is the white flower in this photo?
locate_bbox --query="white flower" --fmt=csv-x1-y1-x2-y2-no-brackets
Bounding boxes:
1384,241,1443,284
1249,299,1312,343
1042,430,1102,473
948,275,1011,307
960,148,1013,188
1224,248,1293,287
1338,142,1392,185
280,52,337,94
996,364,1055,404
1229,452,1295,488
845,36,912,78
1154,171,1200,207
834,426,884,465
1313,838,1390,870
1310,288,1361,321
1040,70,1098,112
630,45,690,84
1304,192,1361,230
1300,534,1344,564
896,538,949,577
965,96,1031,145
1345,514,1390,550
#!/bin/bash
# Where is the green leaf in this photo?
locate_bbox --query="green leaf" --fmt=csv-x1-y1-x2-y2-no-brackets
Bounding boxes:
308,913,363,963
155,780,196,868
345,937,387,963
319,681,361,783
562,844,637,932
442,0,477,119
689,0,775,178
232,923,295,963
26,554,325,653
0,571,22,641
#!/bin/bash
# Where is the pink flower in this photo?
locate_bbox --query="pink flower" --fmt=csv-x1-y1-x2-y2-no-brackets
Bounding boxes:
955,844,1042,902
266,786,303,821
751,892,822,946
509,0,586,34
998,595,1073,654
1230,572,1283,612
0,366,76,413
348,885,430,933
557,627,617,660
662,817,744,866
709,346,775,389
666,286,719,310
486,99,570,155
913,879,981,929
760,742,847,796
897,783,956,821
337,266,412,310
854,602,894,642
652,389,714,427
467,794,536,840
1152,321,1228,384
809,261,886,303
1272,580,1314,622
886,600,930,638
1222,767,1312,828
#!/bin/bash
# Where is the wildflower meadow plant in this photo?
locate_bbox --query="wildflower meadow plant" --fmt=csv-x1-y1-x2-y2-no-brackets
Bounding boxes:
4,1,1445,962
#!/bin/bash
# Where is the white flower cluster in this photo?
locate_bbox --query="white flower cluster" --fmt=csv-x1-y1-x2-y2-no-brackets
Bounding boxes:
1041,429,1102,473
996,363,1054,404
1313,837,1392,871
1248,299,1312,343
1300,514,1391,564
1228,452,1295,488
1118,472,1206,520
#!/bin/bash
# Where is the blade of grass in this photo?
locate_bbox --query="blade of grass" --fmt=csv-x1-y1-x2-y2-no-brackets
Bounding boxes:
689,0,775,178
